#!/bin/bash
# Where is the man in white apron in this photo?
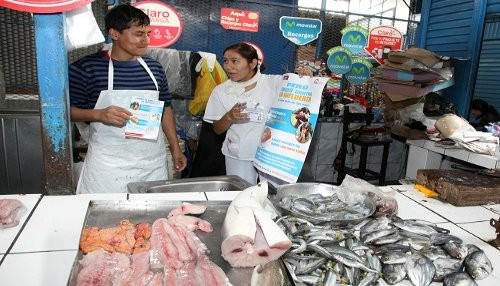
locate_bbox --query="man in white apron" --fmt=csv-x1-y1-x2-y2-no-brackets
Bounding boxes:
69,4,187,193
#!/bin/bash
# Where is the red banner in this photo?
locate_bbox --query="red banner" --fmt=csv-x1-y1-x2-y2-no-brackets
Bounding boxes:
0,0,93,13
220,8,259,33
364,26,402,65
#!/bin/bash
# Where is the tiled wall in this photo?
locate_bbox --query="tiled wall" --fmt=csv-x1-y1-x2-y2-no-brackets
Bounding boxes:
306,122,408,184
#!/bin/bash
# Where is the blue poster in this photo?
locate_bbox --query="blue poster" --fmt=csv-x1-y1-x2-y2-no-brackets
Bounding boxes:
279,16,322,45
326,46,353,74
254,74,328,183
345,58,373,85
341,26,368,54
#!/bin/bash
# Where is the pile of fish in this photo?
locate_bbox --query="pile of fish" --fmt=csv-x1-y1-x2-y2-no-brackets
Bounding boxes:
275,214,493,286
276,192,374,224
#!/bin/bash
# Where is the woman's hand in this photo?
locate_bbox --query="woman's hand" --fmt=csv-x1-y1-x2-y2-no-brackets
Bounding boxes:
98,106,132,126
226,102,249,122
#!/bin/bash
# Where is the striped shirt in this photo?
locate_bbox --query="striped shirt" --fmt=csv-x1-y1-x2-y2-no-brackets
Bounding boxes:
69,51,171,109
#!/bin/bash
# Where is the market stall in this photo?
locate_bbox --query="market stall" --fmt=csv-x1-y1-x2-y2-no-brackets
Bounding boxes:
1,181,499,286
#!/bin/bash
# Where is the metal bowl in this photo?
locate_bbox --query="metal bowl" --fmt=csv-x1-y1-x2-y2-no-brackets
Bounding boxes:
268,183,376,226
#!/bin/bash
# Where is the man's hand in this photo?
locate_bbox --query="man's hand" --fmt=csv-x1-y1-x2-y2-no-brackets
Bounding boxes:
98,106,132,126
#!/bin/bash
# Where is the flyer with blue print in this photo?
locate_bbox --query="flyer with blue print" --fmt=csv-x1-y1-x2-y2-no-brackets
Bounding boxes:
254,73,328,183
124,96,164,140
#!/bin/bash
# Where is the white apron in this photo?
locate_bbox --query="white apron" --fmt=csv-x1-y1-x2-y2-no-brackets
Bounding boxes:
77,57,168,193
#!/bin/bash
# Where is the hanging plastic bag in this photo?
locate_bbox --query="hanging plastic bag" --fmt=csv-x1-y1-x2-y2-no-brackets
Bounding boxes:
64,4,105,51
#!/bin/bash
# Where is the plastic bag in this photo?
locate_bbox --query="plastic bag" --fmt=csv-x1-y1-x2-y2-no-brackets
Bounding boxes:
0,199,27,229
338,175,398,217
64,4,105,51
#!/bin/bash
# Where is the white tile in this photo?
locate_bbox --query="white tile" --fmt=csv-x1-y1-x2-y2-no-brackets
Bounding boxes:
406,139,426,147
468,153,498,169
11,194,126,253
0,194,41,254
405,145,442,180
444,148,470,161
458,221,498,242
0,250,77,286
400,188,497,223
423,140,445,154
205,191,241,201
483,204,500,215
392,191,447,223
128,192,206,201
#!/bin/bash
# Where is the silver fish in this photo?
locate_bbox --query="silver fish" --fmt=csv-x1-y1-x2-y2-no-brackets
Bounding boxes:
443,241,468,260
393,219,438,237
443,272,478,286
405,254,436,286
430,233,463,245
464,249,493,280
323,269,337,286
381,251,408,264
382,263,406,285
360,215,391,236
363,228,397,244
432,258,463,282
420,246,452,261
371,231,401,245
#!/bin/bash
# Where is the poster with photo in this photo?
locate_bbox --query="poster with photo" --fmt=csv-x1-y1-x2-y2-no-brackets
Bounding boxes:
254,73,328,183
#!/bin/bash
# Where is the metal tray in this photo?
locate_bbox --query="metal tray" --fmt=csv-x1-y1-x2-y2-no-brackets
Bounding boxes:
269,183,376,226
67,200,292,286
127,175,252,193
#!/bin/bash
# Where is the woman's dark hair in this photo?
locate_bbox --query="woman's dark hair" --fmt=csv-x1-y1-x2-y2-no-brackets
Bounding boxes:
105,4,150,33
471,99,489,115
223,42,266,73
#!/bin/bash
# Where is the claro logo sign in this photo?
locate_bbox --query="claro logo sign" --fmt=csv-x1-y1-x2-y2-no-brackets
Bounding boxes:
133,0,183,48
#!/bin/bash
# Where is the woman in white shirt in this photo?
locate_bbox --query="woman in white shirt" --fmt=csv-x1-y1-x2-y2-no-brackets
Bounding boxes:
204,42,311,184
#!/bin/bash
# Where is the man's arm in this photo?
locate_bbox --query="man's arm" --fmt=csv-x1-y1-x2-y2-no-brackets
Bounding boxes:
162,106,187,172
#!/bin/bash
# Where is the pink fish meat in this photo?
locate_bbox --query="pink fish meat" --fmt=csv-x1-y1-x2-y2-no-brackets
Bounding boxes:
221,182,291,267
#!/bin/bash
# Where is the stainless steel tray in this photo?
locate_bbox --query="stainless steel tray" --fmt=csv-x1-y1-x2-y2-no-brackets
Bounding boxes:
67,200,292,286
127,175,252,193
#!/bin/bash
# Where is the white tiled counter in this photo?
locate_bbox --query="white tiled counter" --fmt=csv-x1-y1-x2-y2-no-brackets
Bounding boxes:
405,139,500,179
1,188,500,286
0,194,41,254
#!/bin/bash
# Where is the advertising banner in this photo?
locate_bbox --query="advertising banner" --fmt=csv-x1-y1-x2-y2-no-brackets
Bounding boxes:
340,26,368,54
133,0,183,48
364,26,403,64
254,74,328,183
220,8,259,32
279,16,322,45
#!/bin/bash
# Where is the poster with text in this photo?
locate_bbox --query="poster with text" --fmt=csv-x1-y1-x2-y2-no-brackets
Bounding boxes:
254,74,328,183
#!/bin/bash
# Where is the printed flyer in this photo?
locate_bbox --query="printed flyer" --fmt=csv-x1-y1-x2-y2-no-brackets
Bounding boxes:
254,73,328,183
124,96,164,140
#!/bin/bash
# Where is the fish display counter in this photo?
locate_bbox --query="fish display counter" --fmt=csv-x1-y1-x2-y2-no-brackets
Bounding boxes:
0,184,499,286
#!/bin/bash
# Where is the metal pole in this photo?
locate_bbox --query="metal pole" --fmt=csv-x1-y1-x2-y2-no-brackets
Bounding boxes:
314,0,327,59
33,13,73,195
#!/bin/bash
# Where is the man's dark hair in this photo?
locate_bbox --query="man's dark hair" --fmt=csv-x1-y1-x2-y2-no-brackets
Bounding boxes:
471,99,489,115
105,4,150,33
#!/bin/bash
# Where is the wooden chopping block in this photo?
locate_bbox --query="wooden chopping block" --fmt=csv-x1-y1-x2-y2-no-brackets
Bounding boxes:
416,169,500,206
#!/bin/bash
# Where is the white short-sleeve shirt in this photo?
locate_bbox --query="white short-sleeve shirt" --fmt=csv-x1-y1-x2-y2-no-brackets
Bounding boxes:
204,74,283,160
